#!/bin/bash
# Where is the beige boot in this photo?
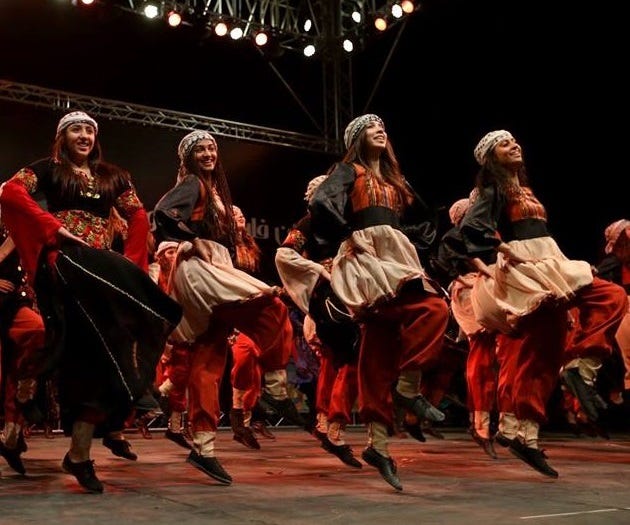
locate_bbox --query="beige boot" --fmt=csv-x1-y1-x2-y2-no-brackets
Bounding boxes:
263,369,288,400
367,421,389,457
327,421,346,446
396,369,421,398
362,422,402,490
497,412,519,442
517,419,540,449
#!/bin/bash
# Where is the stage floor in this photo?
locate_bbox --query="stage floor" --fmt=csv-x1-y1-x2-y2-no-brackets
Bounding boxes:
2,426,630,525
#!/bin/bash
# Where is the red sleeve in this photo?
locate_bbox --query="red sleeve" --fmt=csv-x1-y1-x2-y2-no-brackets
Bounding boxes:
124,207,150,272
0,180,62,285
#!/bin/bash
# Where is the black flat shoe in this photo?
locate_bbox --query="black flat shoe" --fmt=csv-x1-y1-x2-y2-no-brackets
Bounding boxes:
321,436,362,468
470,428,497,459
509,438,558,478
0,440,26,475
187,451,232,485
402,420,426,443
494,431,514,448
62,453,103,493
561,368,607,423
165,429,193,450
392,388,445,423
361,446,402,491
260,392,306,427
102,436,138,461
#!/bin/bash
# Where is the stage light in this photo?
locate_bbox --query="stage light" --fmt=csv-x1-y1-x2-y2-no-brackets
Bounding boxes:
143,3,159,19
214,21,228,37
230,26,244,40
401,1,415,14
254,31,268,47
303,19,312,32
303,44,316,57
374,16,387,32
342,39,354,53
351,11,362,24
167,10,182,27
391,4,403,19
78,0,95,5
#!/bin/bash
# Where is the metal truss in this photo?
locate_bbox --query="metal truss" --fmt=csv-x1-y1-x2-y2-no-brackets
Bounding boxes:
93,1,413,54
0,80,339,154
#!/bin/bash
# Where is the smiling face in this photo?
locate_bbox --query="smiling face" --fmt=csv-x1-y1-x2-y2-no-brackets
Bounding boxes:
191,138,218,175
363,119,387,154
232,205,246,230
492,136,523,169
64,123,96,165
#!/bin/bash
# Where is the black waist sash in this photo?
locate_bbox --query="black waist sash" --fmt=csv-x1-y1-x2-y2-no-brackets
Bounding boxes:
351,206,400,231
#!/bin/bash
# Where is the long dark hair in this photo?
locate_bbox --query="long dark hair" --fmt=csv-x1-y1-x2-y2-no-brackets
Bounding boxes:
342,129,414,207
475,151,529,192
184,153,238,250
50,133,127,203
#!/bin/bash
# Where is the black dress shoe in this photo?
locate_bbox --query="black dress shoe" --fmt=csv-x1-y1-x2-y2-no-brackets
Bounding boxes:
361,446,402,491
0,440,26,474
102,436,138,461
260,392,306,426
186,451,232,485
320,436,362,468
165,429,193,450
561,368,607,423
470,429,497,459
508,438,559,478
62,453,104,493
391,388,445,423
402,421,426,443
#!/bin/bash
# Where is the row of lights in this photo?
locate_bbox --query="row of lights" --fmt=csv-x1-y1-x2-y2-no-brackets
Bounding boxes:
72,1,418,57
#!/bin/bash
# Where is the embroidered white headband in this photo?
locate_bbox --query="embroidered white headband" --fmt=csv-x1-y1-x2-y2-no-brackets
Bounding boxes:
56,111,98,136
178,130,217,163
343,114,384,149
473,130,513,165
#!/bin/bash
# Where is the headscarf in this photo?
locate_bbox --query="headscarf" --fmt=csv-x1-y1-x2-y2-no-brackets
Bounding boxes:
56,111,98,137
343,114,384,149
473,130,513,165
177,130,217,164
604,219,630,254
448,198,470,226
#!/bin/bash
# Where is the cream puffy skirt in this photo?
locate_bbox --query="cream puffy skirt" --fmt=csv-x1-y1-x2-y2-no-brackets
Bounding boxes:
450,272,486,337
169,239,275,343
471,236,594,334
330,225,438,316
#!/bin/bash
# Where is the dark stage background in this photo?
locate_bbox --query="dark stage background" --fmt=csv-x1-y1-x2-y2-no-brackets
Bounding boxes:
1,0,627,272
